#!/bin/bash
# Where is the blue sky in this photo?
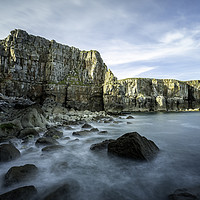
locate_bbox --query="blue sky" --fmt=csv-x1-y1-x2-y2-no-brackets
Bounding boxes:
0,0,200,80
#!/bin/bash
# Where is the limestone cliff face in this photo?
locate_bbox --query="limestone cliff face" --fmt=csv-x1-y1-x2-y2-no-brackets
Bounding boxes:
0,29,107,111
103,72,200,113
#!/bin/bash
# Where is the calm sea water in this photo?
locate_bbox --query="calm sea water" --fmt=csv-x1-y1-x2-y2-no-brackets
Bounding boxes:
0,112,200,200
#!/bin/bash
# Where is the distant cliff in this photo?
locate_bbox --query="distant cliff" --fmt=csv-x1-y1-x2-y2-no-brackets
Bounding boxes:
0,29,107,111
103,70,200,113
0,29,200,113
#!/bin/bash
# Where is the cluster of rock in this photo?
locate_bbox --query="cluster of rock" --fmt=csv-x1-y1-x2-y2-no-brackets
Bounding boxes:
0,29,200,113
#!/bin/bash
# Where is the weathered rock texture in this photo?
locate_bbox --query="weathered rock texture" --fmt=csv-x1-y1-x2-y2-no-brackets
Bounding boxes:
103,70,200,113
1,29,200,113
0,29,107,111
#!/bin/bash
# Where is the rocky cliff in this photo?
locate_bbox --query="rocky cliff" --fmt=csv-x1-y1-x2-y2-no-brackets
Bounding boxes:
1,29,200,113
103,70,200,113
0,29,107,111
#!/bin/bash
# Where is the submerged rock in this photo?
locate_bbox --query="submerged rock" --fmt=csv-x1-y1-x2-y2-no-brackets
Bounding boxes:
35,137,59,147
4,164,38,186
0,144,20,162
108,132,159,161
42,145,64,152
90,139,115,151
0,185,37,200
168,187,200,200
98,130,108,135
43,179,80,200
72,130,90,136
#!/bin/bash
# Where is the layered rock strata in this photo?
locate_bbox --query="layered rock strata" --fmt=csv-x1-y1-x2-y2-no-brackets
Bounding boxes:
0,29,107,111
103,70,200,113
0,29,200,113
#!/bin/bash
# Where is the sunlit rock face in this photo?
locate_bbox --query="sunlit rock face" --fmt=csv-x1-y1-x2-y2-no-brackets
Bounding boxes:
0,29,107,111
103,71,200,113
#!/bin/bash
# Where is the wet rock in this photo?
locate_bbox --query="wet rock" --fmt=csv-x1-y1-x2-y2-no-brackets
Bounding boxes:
90,128,99,132
4,164,38,186
90,139,115,151
18,128,39,139
108,132,159,161
63,136,70,140
42,145,64,152
44,128,63,139
168,188,200,200
43,179,80,200
35,137,59,147
126,116,134,119
64,126,74,130
0,121,21,138
127,122,132,124
68,138,80,143
0,185,37,200
0,144,20,162
82,123,93,129
72,130,90,136
98,131,108,135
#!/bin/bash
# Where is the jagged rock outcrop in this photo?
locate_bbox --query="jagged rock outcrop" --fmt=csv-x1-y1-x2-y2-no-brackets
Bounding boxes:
0,29,107,111
103,70,200,113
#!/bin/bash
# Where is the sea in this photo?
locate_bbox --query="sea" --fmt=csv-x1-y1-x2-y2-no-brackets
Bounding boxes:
0,112,200,200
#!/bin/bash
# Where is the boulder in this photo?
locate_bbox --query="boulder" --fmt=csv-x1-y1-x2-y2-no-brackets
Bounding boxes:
107,132,159,161
0,185,37,200
43,179,80,200
126,116,134,119
90,139,115,151
42,145,64,152
98,131,108,135
90,128,99,132
44,128,63,139
0,121,21,138
4,164,38,186
82,123,93,129
0,144,20,162
35,137,58,147
18,128,39,139
72,130,90,136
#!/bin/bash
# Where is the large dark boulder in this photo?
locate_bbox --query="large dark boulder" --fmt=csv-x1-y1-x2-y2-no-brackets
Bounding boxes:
0,185,37,200
43,179,80,200
107,132,159,161
35,137,58,147
4,164,38,186
18,128,39,139
0,144,20,162
90,139,115,151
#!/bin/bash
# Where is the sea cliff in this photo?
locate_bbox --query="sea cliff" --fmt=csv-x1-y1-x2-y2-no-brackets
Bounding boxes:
0,29,200,113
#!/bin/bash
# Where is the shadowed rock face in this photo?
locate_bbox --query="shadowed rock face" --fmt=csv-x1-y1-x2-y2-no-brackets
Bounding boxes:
107,132,159,161
0,29,107,111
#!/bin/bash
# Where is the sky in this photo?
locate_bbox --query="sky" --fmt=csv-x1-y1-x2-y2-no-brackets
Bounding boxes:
0,0,200,80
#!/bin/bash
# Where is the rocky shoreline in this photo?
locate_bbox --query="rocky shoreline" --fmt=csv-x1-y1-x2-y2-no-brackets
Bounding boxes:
0,94,199,200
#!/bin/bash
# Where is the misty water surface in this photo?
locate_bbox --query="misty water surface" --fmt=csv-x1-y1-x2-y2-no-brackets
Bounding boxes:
0,112,200,200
